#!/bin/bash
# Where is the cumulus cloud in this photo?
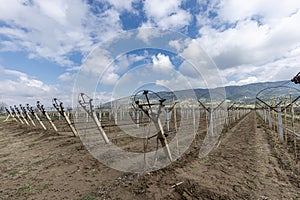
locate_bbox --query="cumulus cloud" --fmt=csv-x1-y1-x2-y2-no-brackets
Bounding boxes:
58,72,74,82
152,53,174,73
0,66,61,106
144,0,191,29
104,0,138,12
194,0,300,84
0,0,123,66
218,0,300,24
222,54,300,86
137,23,162,43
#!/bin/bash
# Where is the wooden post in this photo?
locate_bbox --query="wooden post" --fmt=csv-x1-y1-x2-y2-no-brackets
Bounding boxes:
174,103,179,155
45,112,58,132
92,111,109,143
209,109,214,137
227,109,231,126
13,108,24,124
86,112,89,122
174,103,177,132
63,111,78,137
20,111,29,126
290,94,297,157
78,94,110,143
271,98,275,131
268,107,272,128
27,113,36,126
115,110,118,125
206,110,209,135
264,109,267,124
192,105,196,138
4,114,10,121
33,112,47,130
136,110,140,128
157,118,172,161
284,97,288,144
75,110,78,123
277,106,284,141
166,108,171,132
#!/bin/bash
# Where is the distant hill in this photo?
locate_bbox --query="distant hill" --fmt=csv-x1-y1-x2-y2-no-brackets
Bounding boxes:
170,80,298,104
104,80,300,107
198,80,300,103
222,80,297,103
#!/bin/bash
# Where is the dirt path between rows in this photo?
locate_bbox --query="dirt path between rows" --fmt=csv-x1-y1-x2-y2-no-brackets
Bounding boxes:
0,112,299,199
95,112,300,199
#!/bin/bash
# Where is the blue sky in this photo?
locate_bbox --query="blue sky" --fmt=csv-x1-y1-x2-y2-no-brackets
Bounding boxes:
1,0,300,106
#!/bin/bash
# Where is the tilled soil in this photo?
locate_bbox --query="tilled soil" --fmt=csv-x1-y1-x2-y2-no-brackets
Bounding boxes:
0,112,299,199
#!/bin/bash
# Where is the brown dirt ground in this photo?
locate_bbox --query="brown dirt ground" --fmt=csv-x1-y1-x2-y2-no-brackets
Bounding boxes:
0,111,299,199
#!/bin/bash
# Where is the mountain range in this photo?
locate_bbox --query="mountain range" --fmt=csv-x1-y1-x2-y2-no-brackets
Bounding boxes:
101,80,300,108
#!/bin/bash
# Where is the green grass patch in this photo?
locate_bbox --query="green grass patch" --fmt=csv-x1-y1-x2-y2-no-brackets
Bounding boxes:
0,153,10,158
16,185,34,195
9,169,18,176
77,196,99,200
38,183,53,191
0,139,11,147
21,171,29,177
1,159,9,164
265,173,273,179
250,147,257,154
246,178,256,190
247,183,256,190
30,159,45,166
270,151,277,157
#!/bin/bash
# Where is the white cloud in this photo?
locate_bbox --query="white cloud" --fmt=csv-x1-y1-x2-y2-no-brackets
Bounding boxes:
136,23,162,43
229,76,258,85
144,0,191,29
152,53,174,73
35,0,69,25
0,66,61,106
155,73,204,91
223,54,300,86
218,0,300,25
101,68,120,86
58,72,74,82
81,48,113,74
0,0,123,66
1,0,300,104
79,47,120,86
177,38,225,88
194,0,300,86
115,53,147,73
104,0,138,12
